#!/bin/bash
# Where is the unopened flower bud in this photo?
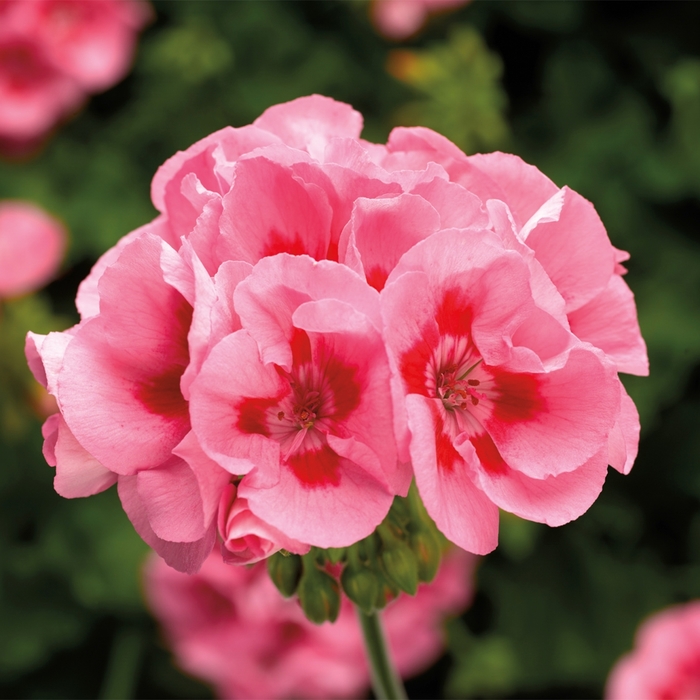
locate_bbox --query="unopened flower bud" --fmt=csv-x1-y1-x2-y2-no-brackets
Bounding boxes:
409,527,441,583
267,552,302,598
341,565,379,614
378,524,418,595
374,570,400,609
297,564,340,624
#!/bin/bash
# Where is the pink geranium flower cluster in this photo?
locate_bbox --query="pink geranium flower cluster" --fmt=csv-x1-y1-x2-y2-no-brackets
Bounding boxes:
145,546,476,699
0,0,150,152
26,95,647,574
606,602,700,700
0,200,66,298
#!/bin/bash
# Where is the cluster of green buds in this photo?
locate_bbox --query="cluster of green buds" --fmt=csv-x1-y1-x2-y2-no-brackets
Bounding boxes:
267,483,446,624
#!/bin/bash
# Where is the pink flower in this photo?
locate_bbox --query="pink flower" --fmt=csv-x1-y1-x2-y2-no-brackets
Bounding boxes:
144,546,477,700
0,201,66,297
190,254,403,548
381,230,625,554
25,95,645,573
371,0,471,41
606,602,700,700
0,0,150,151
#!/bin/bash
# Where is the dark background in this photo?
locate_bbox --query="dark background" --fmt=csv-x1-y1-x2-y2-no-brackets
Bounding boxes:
1,1,699,697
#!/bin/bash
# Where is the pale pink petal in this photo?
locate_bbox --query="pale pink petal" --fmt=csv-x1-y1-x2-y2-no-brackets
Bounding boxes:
25,329,74,394
44,413,117,498
118,475,216,574
409,175,489,230
253,94,364,161
406,395,500,554
467,151,559,229
181,254,252,400
486,198,569,327
569,274,649,376
151,124,280,214
135,455,208,543
172,431,231,529
75,223,158,318
523,187,617,313
0,201,66,297
607,384,640,475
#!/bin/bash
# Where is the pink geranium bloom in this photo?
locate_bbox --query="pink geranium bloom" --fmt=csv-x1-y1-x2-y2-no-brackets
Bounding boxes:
0,201,66,297
144,546,477,700
189,254,402,548
371,0,471,41
25,94,645,574
0,0,150,150
606,602,700,700
381,230,624,554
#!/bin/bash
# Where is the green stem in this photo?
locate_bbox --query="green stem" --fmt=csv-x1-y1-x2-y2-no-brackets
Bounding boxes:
356,606,408,700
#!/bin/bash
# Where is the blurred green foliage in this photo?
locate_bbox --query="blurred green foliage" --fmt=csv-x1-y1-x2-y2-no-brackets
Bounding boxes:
0,1,699,698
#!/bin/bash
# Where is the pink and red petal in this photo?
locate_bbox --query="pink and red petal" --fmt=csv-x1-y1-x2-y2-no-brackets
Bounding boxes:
464,431,610,526
58,234,191,474
485,348,620,478
218,157,332,265
240,445,394,548
405,395,500,554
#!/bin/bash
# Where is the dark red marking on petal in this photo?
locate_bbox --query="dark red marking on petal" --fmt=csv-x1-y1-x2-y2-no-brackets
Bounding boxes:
323,352,361,421
399,330,437,396
237,397,279,436
262,228,309,258
134,293,192,422
470,431,508,475
433,411,460,473
287,443,341,487
290,328,313,367
491,370,544,424
326,240,339,262
435,287,472,338
366,266,388,293
136,367,189,421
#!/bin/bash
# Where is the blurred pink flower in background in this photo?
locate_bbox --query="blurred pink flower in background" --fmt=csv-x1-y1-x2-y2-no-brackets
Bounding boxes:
0,0,151,154
145,547,476,699
371,0,470,40
0,201,66,298
606,601,700,700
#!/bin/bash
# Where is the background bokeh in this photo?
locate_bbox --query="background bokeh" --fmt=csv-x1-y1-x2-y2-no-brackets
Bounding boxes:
1,1,699,697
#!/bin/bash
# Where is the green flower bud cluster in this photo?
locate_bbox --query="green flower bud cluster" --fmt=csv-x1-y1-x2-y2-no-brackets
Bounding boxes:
266,483,446,624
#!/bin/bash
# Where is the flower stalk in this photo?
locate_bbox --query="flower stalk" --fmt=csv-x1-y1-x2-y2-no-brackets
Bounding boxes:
356,606,408,700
